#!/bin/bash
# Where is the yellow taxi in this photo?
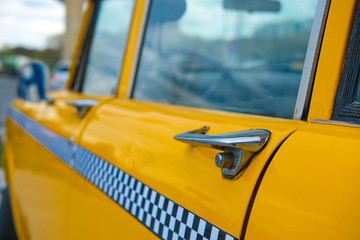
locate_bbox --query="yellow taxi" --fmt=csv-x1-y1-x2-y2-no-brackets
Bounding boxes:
2,0,360,239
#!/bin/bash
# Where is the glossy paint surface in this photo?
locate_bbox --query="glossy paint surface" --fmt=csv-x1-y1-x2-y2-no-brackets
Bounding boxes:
11,91,109,139
6,91,110,240
76,99,304,238
245,122,360,240
308,0,356,120
3,0,358,239
6,98,305,239
117,0,146,98
5,117,71,240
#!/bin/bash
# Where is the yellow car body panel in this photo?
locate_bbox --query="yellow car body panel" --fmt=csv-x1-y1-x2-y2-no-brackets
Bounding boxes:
308,0,356,121
5,117,71,240
12,92,84,140
74,99,305,238
10,90,112,139
65,158,161,240
5,99,305,239
245,122,360,240
2,0,360,239
117,0,146,99
6,94,111,240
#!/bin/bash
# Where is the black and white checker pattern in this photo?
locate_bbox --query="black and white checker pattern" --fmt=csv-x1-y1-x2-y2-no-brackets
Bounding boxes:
8,107,238,240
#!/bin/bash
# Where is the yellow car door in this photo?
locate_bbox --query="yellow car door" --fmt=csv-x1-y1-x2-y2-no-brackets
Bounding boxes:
61,0,331,239
4,0,136,239
246,1,360,238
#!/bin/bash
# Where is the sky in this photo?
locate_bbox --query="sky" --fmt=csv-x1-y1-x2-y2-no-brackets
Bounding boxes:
0,0,65,50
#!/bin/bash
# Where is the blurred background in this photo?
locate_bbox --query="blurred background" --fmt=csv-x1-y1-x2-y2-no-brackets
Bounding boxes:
0,0,85,198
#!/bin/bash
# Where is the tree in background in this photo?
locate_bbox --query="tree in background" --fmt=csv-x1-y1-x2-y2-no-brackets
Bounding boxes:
0,33,64,75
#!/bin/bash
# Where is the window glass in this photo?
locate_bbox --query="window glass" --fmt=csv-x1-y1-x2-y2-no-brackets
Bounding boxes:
356,84,360,102
332,0,360,123
132,0,318,118
82,0,134,95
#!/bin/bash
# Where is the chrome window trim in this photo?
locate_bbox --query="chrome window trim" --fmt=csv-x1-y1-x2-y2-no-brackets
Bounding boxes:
126,0,150,98
311,119,360,128
293,0,331,120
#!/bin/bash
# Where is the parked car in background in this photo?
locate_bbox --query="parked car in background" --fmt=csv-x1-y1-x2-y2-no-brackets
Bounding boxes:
49,60,70,90
1,55,31,76
2,0,360,239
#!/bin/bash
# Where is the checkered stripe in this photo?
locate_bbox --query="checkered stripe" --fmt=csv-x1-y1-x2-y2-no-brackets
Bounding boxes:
7,107,238,240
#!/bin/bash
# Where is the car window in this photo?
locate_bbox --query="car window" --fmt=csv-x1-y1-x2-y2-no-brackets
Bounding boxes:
132,0,318,119
81,0,135,95
355,71,360,102
356,86,360,102
332,1,360,123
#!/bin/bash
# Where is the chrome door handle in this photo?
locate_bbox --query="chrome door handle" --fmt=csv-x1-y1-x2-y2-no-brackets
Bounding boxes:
174,127,271,179
67,99,98,119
